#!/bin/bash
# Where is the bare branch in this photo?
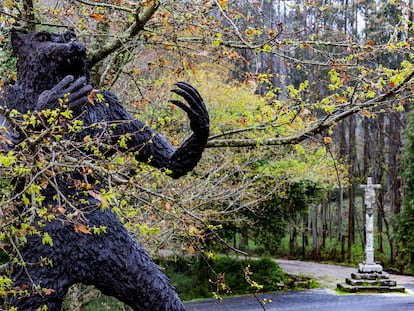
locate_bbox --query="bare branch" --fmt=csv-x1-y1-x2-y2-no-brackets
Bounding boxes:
0,106,28,141
88,1,160,67
212,0,283,50
72,0,134,13
207,69,414,148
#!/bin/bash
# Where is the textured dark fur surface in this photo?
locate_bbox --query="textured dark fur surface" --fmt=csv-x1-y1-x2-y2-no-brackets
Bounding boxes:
1,29,209,310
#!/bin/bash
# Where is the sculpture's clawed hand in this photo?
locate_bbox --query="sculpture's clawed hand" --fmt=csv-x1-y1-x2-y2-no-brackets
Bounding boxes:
36,75,93,111
169,82,209,139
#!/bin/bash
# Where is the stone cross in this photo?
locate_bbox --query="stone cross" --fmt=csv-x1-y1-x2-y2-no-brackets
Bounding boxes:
359,177,382,273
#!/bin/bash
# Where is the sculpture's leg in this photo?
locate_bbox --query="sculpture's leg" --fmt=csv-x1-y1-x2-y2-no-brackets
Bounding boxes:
10,207,185,311
10,235,73,311
81,209,185,311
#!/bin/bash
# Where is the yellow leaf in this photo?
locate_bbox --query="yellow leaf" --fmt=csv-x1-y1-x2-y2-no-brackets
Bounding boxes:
42,288,56,296
57,207,66,214
88,190,109,208
90,13,104,22
162,18,171,31
219,0,228,8
323,136,332,144
74,224,90,234
360,110,370,117
161,201,172,211
88,90,97,106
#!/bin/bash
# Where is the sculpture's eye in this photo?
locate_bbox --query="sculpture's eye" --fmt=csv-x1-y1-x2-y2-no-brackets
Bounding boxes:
35,32,50,42
64,31,76,42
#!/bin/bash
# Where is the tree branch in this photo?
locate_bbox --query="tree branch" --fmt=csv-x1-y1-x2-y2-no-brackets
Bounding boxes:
207,69,414,148
72,0,134,13
88,1,159,67
212,0,283,50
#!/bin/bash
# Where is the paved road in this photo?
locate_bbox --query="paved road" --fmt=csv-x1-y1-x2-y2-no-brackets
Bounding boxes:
185,259,414,311
185,288,414,311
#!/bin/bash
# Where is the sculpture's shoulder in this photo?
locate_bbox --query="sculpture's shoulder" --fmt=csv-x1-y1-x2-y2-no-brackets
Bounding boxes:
0,85,22,147
85,89,132,122
0,84,27,111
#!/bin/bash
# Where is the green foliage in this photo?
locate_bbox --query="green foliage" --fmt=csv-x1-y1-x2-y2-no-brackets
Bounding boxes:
255,146,345,188
0,32,16,84
397,108,414,272
156,255,286,301
250,179,326,255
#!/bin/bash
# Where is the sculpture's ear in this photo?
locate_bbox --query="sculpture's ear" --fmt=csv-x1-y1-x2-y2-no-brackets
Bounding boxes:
10,28,26,55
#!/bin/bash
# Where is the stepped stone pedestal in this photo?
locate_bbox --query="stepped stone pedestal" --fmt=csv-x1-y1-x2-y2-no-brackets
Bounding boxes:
337,270,405,293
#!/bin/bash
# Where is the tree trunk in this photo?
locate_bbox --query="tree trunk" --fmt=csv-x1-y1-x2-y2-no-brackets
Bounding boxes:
336,119,347,243
373,114,385,254
22,0,36,32
347,183,355,261
321,200,328,249
302,214,309,259
311,204,319,259
290,222,297,256
347,115,356,261
240,225,249,250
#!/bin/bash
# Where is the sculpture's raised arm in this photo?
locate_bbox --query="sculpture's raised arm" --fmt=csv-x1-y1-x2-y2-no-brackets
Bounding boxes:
82,82,209,179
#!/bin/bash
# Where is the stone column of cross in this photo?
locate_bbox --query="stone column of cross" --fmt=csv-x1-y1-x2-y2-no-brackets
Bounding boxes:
359,177,382,273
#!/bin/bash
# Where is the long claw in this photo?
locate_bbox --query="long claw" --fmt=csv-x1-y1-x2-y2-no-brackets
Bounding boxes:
169,82,209,137
169,99,191,115
174,81,204,104
171,88,198,110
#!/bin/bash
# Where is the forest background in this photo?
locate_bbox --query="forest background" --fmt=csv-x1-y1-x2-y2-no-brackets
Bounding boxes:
1,0,414,309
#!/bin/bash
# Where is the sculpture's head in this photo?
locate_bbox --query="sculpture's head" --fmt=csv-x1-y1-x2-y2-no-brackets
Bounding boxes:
11,29,89,86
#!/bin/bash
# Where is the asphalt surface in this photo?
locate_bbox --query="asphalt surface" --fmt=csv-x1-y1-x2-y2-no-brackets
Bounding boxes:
184,259,414,311
185,288,414,311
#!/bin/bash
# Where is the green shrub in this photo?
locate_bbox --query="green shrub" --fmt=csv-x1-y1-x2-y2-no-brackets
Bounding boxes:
156,255,286,300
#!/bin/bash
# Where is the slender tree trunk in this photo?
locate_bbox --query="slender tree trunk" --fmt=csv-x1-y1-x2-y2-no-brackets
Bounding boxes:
290,222,297,256
347,115,356,261
311,204,319,259
240,225,249,250
22,0,36,32
347,183,355,261
375,114,385,253
302,214,309,259
321,200,328,249
336,120,347,243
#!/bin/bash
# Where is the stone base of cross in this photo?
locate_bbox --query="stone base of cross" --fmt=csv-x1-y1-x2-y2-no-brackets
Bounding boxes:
358,262,383,273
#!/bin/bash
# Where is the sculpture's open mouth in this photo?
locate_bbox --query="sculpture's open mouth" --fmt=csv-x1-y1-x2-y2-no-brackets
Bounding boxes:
55,40,89,79
60,49,88,80
64,54,84,68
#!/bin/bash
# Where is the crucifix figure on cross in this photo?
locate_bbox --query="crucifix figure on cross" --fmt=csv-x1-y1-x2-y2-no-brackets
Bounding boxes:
359,177,383,273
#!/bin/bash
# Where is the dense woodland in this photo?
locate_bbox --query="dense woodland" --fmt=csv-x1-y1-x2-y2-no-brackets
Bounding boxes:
1,0,414,308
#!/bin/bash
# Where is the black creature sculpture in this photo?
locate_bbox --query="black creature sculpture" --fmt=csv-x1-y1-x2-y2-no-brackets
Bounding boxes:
0,29,209,310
